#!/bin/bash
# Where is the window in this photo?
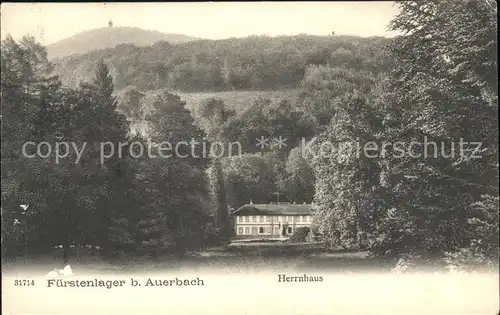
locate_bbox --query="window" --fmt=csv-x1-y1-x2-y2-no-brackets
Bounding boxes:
252,216,257,222
259,216,264,222
287,227,293,234
251,227,258,235
244,216,249,222
288,216,293,222
238,216,243,223
266,216,271,222
238,227,243,235
259,227,264,234
273,227,279,235
297,216,302,223
244,227,250,234
265,227,272,234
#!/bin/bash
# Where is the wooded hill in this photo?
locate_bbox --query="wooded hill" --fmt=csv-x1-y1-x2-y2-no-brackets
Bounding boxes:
53,34,391,92
48,26,200,59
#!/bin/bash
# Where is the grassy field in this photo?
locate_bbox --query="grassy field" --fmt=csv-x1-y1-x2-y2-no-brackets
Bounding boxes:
181,89,302,112
129,88,302,135
140,88,302,113
2,243,385,276
8,241,496,276
3,244,499,315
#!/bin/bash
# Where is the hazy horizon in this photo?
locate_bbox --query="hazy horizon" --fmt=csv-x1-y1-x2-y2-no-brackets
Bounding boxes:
1,2,400,45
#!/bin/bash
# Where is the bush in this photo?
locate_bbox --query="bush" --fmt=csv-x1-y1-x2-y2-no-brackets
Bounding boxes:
444,242,500,272
305,225,322,243
289,227,310,242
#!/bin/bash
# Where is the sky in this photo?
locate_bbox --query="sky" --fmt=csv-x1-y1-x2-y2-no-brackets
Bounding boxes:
1,2,400,45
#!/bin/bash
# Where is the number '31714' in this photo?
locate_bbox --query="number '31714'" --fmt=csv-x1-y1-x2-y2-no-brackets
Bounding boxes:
14,279,35,286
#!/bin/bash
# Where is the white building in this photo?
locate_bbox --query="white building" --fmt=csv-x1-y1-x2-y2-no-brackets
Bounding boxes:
232,203,315,239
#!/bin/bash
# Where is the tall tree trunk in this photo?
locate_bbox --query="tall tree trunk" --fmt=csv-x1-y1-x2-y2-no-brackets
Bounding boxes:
212,158,230,244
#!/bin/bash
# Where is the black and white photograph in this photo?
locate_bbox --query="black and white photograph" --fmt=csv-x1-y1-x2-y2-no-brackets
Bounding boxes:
1,2,499,314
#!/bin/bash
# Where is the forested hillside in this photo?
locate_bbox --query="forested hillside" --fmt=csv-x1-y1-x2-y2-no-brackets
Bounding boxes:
53,34,390,92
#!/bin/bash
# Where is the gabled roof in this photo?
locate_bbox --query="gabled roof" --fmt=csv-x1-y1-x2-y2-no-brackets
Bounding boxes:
233,203,314,215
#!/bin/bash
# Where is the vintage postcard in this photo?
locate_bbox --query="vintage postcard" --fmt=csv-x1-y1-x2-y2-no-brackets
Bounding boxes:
1,2,499,314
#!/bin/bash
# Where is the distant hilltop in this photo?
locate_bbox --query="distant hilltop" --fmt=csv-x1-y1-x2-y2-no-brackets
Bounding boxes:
47,26,201,59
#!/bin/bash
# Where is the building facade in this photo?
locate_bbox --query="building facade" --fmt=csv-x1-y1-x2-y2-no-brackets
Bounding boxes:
232,203,315,239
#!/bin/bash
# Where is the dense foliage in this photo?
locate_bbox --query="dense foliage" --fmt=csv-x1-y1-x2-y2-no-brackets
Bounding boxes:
1,36,215,261
53,35,390,92
311,0,498,269
289,226,310,243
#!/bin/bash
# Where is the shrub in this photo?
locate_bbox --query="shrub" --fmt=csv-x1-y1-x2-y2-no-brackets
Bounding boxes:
305,224,323,243
444,241,499,272
289,227,310,242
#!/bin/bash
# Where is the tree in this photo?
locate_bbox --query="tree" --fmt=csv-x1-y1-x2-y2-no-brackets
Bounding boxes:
2,53,130,264
1,35,67,258
210,159,231,242
311,89,384,250
93,59,115,102
194,97,235,140
223,55,234,91
371,0,498,265
195,98,234,243
117,86,145,123
223,153,282,208
281,146,315,204
1,37,218,263
298,65,378,127
289,226,310,242
140,91,212,256
80,60,130,260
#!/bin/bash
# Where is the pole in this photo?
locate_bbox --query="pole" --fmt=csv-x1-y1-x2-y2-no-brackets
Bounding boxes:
25,214,28,264
21,204,30,264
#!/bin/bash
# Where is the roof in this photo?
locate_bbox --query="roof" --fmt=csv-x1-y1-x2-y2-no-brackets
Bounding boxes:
232,203,315,215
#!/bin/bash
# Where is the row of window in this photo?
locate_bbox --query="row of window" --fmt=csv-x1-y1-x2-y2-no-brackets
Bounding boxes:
236,215,311,223
237,226,294,235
